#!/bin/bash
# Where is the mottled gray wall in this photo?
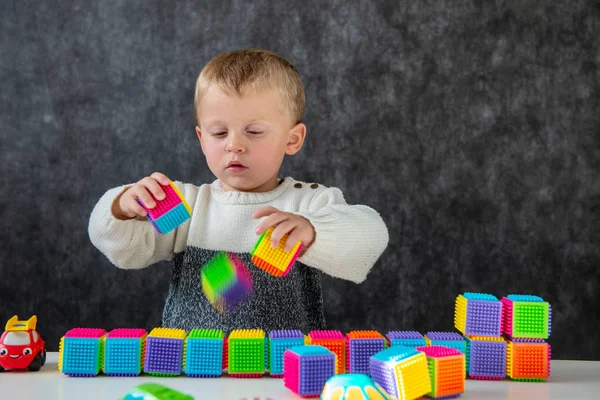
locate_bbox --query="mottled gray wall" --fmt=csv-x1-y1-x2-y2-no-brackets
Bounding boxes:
1,0,599,360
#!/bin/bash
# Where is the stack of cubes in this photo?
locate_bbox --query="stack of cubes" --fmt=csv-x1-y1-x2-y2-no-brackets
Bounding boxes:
283,345,336,398
454,293,506,380
184,329,224,377
385,331,426,348
268,330,305,377
143,327,186,376
345,330,385,375
138,180,192,235
369,345,431,400
59,328,107,377
104,328,147,376
227,329,265,377
308,330,346,375
502,295,552,381
416,345,466,399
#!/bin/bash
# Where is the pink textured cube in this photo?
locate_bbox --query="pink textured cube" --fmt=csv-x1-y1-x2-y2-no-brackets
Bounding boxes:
63,328,107,338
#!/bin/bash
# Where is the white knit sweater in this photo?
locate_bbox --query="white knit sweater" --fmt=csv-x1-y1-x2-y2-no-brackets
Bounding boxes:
88,176,389,333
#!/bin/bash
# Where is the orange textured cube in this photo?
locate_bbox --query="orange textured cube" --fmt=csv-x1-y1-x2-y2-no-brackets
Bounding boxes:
309,330,346,374
507,339,550,381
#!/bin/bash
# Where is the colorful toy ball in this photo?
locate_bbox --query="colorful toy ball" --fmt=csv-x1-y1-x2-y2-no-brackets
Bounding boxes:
136,180,192,235
251,226,302,277
201,252,253,314
321,374,387,400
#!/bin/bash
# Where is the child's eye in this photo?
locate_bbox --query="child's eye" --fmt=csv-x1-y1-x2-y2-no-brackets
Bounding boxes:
248,131,263,135
212,132,227,136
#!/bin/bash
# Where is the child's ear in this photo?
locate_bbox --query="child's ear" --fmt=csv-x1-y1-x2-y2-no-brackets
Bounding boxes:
285,123,306,155
195,126,206,155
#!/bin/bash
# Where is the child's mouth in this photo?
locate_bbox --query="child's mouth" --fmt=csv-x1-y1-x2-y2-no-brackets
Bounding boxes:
227,161,248,173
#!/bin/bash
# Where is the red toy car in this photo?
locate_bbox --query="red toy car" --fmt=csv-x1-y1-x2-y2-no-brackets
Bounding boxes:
0,315,46,372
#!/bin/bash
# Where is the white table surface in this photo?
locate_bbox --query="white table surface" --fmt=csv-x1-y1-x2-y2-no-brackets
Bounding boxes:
0,353,598,399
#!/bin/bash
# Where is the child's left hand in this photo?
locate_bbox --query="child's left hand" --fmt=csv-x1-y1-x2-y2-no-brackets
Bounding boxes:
253,206,315,252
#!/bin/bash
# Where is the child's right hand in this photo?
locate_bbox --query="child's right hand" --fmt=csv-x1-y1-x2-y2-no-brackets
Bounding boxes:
112,172,172,220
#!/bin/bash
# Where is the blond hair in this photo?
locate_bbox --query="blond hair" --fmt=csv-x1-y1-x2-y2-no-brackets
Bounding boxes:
194,48,305,125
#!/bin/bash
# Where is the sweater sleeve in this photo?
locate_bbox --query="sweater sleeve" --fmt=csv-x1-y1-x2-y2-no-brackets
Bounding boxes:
87,181,197,270
294,185,389,283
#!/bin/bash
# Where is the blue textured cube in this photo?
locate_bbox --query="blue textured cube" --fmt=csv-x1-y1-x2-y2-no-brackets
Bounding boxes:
269,330,304,376
184,329,224,377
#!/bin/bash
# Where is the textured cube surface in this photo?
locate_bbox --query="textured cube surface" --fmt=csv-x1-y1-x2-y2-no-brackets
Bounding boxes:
143,328,186,376
309,330,346,374
346,330,385,375
416,345,466,399
269,330,305,377
251,226,303,277
425,331,467,354
502,295,551,339
321,373,387,400
138,181,192,234
59,328,106,377
104,328,147,376
465,336,506,380
201,252,253,314
386,331,427,348
283,345,336,397
506,338,551,381
370,345,431,400
228,329,265,377
455,293,503,337
184,329,224,377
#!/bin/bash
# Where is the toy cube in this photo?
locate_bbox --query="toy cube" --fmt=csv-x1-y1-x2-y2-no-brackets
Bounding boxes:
416,345,466,399
104,328,147,376
201,252,253,314
143,327,186,376
321,373,387,400
464,336,506,380
269,330,305,377
506,338,551,381
283,345,336,397
59,328,106,377
454,292,503,337
251,226,303,277
228,329,265,377
346,330,385,375
425,331,467,354
137,180,192,234
309,330,346,374
184,329,224,377
385,331,426,348
502,295,551,339
369,345,431,400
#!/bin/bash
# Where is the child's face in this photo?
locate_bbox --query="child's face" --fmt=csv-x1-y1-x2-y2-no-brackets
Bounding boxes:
196,86,305,192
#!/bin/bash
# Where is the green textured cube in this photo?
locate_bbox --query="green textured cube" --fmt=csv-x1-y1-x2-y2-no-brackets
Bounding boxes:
513,301,549,338
228,329,265,375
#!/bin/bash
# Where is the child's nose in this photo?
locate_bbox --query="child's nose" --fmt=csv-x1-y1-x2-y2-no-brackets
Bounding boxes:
226,133,246,153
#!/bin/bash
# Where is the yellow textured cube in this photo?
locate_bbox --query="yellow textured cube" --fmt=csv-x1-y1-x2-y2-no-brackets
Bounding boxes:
251,227,302,276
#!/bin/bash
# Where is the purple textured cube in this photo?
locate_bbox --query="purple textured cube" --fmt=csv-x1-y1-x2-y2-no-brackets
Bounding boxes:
270,330,303,339
299,355,335,396
386,331,423,340
144,337,184,375
466,300,502,336
349,338,385,375
426,332,464,341
369,358,398,398
467,338,506,380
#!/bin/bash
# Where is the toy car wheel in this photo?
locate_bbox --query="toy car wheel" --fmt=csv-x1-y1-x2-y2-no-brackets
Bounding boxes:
41,349,46,366
28,353,42,371
0,364,4,372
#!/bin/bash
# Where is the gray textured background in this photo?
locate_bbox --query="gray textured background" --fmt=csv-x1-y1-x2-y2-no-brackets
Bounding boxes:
1,0,599,360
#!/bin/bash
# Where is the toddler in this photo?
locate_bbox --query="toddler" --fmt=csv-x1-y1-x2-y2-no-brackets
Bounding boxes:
88,48,389,334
